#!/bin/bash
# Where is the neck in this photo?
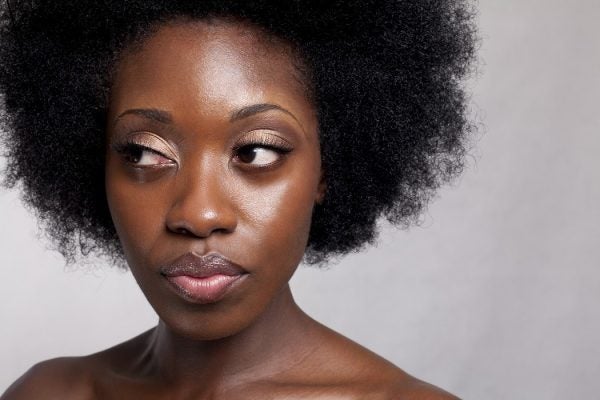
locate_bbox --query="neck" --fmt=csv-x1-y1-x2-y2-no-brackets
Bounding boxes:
142,284,318,388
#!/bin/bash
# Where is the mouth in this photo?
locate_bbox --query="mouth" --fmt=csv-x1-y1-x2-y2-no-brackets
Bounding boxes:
160,252,247,304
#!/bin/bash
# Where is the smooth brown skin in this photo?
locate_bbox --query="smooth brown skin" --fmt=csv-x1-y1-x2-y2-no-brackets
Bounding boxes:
2,20,458,400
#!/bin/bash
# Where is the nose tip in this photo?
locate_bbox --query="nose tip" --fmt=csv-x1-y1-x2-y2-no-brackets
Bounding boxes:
166,179,238,239
168,211,236,238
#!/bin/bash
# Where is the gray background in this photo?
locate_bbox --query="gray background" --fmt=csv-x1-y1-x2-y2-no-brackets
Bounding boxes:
1,1,599,398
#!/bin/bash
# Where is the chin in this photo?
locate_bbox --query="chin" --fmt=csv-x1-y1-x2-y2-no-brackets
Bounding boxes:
159,310,256,341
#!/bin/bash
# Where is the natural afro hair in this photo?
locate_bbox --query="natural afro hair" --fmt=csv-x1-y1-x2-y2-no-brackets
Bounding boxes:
0,0,477,265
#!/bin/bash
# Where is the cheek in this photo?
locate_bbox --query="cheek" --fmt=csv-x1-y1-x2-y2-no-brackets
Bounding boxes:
236,169,318,263
106,150,320,270
105,158,171,259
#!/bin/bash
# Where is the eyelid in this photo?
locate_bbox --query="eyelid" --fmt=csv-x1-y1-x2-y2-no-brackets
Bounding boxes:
122,132,178,161
235,130,294,150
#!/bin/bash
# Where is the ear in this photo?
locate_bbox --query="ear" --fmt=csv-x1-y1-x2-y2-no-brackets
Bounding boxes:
315,169,327,205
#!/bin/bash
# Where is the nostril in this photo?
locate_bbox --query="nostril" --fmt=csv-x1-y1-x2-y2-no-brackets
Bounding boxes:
167,222,234,238
169,226,191,235
165,196,238,238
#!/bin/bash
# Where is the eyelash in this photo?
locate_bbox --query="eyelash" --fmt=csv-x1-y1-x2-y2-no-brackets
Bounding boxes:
233,142,292,155
113,140,293,167
113,142,170,165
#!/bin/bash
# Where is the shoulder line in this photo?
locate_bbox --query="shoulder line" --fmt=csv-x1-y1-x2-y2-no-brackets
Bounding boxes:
386,377,461,400
1,357,95,400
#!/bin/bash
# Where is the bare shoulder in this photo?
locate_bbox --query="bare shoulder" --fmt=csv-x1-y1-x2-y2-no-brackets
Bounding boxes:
304,322,459,400
348,362,460,400
1,329,154,400
385,374,460,400
1,357,95,400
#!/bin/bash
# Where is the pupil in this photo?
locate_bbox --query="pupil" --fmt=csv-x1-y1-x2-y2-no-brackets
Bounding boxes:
239,147,257,163
127,147,142,163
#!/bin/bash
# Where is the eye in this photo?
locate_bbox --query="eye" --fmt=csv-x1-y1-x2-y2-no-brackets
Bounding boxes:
233,131,294,169
114,143,175,167
111,132,178,168
235,145,283,167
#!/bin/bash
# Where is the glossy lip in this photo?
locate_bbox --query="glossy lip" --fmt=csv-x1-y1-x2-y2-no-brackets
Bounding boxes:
160,252,248,304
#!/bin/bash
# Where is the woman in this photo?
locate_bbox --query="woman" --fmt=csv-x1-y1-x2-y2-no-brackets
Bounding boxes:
0,1,476,398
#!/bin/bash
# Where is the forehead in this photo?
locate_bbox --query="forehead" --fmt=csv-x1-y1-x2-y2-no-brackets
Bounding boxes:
108,20,314,129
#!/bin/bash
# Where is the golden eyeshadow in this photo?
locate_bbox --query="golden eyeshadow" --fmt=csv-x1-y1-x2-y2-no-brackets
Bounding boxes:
125,132,178,160
236,130,294,151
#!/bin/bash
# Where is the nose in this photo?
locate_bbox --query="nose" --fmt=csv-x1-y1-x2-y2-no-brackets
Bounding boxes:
165,161,238,238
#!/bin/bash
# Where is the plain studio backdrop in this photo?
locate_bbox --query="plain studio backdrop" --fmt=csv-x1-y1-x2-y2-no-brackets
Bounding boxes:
1,1,598,398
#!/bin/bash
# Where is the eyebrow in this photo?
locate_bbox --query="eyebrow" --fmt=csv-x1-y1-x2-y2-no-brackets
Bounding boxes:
229,103,300,124
114,103,301,127
114,108,173,125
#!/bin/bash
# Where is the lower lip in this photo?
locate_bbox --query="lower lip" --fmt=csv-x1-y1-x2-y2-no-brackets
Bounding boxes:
165,274,244,304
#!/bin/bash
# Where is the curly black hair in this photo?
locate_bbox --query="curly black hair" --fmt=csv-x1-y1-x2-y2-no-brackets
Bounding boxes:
0,0,477,266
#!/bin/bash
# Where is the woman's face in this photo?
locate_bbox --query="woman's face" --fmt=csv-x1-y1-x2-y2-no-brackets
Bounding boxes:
105,20,323,340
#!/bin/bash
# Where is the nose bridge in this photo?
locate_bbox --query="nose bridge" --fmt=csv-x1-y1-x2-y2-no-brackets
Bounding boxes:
167,153,237,237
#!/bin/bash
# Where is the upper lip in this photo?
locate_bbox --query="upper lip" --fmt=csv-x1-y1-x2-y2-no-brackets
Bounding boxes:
160,252,246,278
